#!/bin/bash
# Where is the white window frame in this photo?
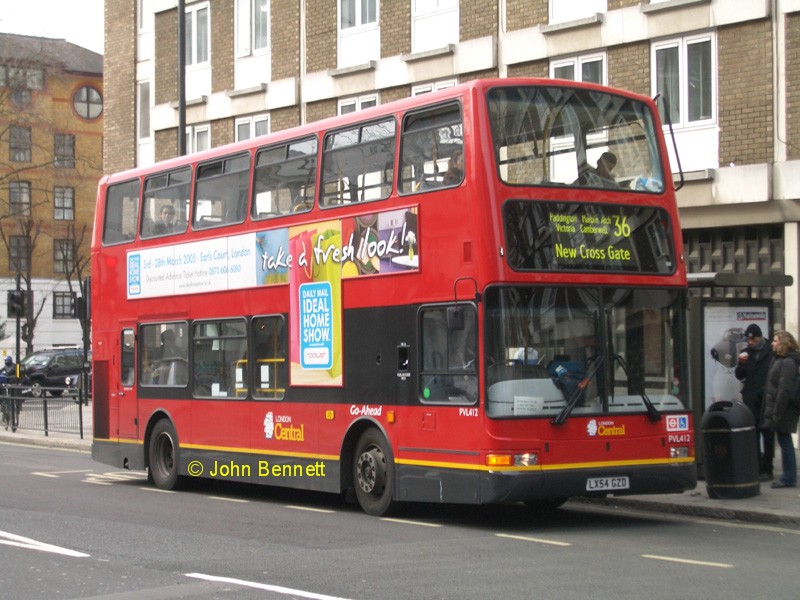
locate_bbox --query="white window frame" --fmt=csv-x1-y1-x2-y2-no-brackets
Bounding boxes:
185,2,211,67
651,32,717,130
549,0,606,25
236,0,270,58
235,114,270,142
186,124,211,154
336,94,381,116
412,79,457,96
338,0,378,32
550,52,607,85
338,95,379,115
411,0,458,53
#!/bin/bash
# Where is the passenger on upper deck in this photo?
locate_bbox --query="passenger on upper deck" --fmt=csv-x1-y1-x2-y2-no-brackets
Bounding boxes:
152,205,176,235
576,151,619,189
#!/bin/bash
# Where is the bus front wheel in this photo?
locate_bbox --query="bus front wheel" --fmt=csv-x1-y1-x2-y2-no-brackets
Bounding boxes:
353,429,395,516
149,419,182,490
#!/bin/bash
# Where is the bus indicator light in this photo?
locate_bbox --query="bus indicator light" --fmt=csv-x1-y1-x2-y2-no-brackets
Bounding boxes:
486,454,514,467
387,410,396,424
325,410,335,420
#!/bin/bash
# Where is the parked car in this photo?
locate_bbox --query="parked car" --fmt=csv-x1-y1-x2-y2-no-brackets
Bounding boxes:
19,348,90,398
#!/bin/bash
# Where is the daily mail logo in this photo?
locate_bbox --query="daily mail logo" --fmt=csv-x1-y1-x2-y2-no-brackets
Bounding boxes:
666,415,689,432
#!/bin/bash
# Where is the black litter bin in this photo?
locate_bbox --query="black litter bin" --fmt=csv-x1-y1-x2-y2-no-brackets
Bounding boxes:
701,400,760,499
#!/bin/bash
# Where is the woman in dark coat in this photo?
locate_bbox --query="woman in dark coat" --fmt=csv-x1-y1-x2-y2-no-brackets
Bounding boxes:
762,330,800,488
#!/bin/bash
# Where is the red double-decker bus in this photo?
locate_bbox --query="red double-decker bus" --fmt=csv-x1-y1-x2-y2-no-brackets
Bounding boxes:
91,78,696,515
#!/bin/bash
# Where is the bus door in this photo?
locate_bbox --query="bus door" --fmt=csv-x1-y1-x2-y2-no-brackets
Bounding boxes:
116,327,139,439
410,303,481,484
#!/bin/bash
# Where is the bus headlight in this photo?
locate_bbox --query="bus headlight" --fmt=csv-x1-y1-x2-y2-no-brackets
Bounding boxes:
670,446,689,459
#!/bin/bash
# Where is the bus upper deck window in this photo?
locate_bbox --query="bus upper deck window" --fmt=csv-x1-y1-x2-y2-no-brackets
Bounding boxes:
253,137,318,219
102,179,140,245
194,153,251,229
321,118,396,207
141,167,191,239
399,102,463,194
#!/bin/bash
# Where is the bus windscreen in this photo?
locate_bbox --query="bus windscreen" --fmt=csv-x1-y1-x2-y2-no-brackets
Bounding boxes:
487,85,665,193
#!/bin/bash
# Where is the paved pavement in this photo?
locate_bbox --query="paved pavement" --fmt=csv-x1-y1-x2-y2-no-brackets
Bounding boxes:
2,412,799,527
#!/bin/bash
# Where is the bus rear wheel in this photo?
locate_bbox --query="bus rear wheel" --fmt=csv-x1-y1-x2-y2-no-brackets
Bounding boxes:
149,419,182,490
353,429,395,516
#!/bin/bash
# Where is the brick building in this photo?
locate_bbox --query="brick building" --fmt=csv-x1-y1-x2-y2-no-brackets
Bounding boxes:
0,34,103,356
105,0,800,331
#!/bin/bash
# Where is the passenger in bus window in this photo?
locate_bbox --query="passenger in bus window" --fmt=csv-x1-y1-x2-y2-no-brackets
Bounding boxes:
576,152,618,188
442,150,464,186
152,205,176,235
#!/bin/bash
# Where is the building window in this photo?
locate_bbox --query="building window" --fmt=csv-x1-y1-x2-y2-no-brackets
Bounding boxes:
9,236,30,272
412,79,457,96
184,2,210,66
54,134,76,168
340,0,377,29
411,0,458,53
53,239,75,274
338,0,379,68
10,126,31,162
338,94,378,115
53,292,76,319
551,53,606,85
550,0,606,24
9,181,31,216
4,66,44,90
54,187,75,221
185,124,211,154
137,81,151,141
73,86,103,120
652,33,715,128
235,115,270,142
236,0,269,56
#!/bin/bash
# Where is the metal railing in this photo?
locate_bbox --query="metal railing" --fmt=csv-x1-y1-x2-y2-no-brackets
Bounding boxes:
2,384,89,438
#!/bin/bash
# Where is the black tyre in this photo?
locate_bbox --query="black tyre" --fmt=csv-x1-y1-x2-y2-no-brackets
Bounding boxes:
148,419,182,490
353,429,395,516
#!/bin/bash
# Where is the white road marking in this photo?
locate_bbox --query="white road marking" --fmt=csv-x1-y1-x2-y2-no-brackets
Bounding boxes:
208,496,249,503
139,487,176,493
0,530,89,558
495,533,572,546
642,554,733,568
186,573,357,599
32,469,93,478
285,505,336,513
380,517,443,528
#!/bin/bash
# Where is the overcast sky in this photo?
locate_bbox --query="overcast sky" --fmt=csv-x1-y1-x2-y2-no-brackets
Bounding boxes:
1,0,104,54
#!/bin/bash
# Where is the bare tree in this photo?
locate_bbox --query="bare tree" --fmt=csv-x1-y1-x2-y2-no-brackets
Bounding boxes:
0,42,101,353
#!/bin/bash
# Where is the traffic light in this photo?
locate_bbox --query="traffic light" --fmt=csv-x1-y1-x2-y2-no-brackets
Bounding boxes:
8,291,25,318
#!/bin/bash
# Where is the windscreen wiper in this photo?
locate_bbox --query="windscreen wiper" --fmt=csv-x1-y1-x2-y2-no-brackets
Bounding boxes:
552,356,603,426
611,353,661,422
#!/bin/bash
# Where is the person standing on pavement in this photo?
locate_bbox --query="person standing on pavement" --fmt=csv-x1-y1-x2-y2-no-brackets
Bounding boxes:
735,323,774,480
1,355,19,431
761,330,800,488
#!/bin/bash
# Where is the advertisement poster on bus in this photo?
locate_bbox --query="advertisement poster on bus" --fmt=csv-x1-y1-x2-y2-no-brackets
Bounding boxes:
702,302,771,409
126,207,419,387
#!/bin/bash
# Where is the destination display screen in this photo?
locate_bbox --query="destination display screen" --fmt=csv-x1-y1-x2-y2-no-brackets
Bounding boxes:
503,200,675,274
